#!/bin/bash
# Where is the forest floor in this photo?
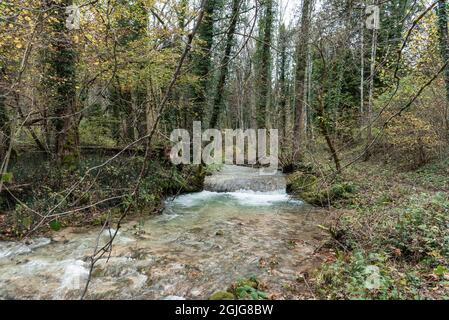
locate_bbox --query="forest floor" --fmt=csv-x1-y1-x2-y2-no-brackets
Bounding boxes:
308,157,449,299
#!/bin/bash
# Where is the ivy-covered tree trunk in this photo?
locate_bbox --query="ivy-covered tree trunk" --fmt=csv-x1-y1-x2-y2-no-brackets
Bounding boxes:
255,0,273,129
0,87,9,163
191,0,214,122
209,0,240,129
437,0,449,139
46,0,79,168
365,20,378,161
277,23,288,139
293,0,311,161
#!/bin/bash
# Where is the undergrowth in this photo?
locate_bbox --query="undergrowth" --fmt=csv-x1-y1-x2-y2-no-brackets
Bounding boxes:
305,159,449,300
0,153,203,239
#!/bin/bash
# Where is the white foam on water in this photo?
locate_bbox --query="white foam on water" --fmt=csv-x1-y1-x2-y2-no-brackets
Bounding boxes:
169,191,218,207
27,238,52,250
228,190,301,206
0,243,31,259
164,295,186,300
169,190,302,208
99,228,135,244
0,238,51,260
55,260,89,299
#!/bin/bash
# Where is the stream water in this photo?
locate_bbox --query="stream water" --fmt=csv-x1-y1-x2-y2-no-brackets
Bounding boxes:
0,166,327,300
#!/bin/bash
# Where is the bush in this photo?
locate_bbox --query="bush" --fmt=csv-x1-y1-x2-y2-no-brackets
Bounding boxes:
376,112,443,170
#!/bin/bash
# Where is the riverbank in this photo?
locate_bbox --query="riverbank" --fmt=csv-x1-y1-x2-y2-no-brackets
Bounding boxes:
294,158,449,299
0,153,204,240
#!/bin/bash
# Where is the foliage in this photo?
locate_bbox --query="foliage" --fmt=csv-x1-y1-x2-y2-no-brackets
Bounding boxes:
209,277,268,301
0,155,203,238
375,111,444,169
314,250,433,300
287,170,355,207
209,291,234,300
383,192,449,265
313,160,449,300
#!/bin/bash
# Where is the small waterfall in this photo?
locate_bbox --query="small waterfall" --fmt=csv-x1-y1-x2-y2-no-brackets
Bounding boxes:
204,165,286,193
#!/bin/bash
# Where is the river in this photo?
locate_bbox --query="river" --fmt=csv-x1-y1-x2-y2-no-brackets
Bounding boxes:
0,166,327,299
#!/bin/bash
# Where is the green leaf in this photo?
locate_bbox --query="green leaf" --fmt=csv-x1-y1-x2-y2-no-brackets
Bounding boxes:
50,220,62,232
258,291,268,299
433,265,448,277
0,172,13,183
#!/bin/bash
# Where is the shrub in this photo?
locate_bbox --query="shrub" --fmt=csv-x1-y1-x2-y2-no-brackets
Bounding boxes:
377,112,443,170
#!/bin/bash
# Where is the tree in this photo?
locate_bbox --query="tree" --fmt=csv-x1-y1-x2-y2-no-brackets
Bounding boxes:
0,101,9,167
365,12,378,160
277,23,289,138
293,0,312,161
44,0,79,168
437,0,449,139
0,69,9,163
255,0,274,128
209,0,241,129
191,0,215,122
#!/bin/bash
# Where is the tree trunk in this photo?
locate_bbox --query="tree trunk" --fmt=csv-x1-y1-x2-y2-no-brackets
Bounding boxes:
209,0,240,129
365,27,378,160
46,0,79,168
317,97,341,172
360,6,365,127
278,24,288,139
293,0,311,162
192,0,215,122
437,0,449,140
0,87,9,163
255,0,273,129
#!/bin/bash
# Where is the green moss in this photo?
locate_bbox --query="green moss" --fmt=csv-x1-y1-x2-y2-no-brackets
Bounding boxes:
235,277,258,289
209,291,235,300
227,276,268,300
60,130,80,170
287,171,355,206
